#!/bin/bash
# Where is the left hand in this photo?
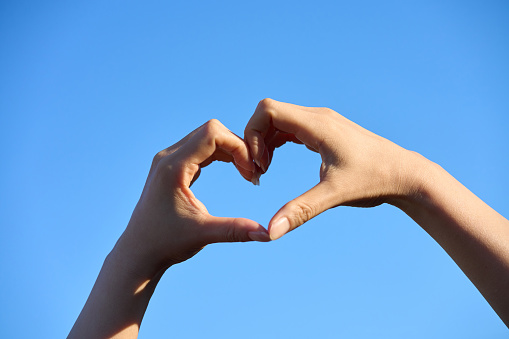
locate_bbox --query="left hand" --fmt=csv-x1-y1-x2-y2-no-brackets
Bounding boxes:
244,99,410,240
115,119,270,279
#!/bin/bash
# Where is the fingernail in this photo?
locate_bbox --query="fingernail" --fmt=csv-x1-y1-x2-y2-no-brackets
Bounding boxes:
260,160,267,173
246,164,257,174
248,231,271,242
251,169,261,186
270,217,290,240
237,163,255,174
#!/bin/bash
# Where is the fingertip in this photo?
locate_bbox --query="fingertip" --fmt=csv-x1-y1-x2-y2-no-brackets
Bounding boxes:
245,130,265,167
251,167,261,186
269,217,290,240
236,165,255,184
235,162,255,177
239,218,270,242
260,146,270,173
205,216,268,243
248,230,271,242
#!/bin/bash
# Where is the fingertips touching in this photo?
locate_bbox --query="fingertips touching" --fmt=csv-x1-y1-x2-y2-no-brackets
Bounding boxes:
204,216,270,243
247,230,271,242
225,130,256,175
259,146,270,173
269,216,291,240
244,129,266,168
229,147,255,176
251,166,261,186
245,221,270,242
234,163,260,185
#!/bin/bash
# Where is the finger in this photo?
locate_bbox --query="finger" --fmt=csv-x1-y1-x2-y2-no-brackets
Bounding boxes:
268,181,338,240
235,163,257,183
244,128,267,170
153,124,206,165
174,119,256,185
200,148,233,168
244,98,327,168
201,215,271,243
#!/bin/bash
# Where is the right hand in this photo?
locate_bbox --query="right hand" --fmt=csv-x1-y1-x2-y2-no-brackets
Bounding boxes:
117,119,268,278
244,99,417,240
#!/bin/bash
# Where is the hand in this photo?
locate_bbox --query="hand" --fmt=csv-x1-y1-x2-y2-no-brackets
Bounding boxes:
69,119,271,339
117,119,270,278
245,98,414,240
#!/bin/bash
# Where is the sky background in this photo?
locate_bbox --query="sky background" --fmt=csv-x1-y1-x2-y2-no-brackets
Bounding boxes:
1,0,508,337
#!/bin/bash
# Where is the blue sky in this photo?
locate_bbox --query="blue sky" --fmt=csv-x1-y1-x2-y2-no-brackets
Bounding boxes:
1,0,508,337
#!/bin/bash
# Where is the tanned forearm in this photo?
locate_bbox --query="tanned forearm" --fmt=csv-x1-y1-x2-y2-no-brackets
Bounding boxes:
68,240,166,339
392,151,509,326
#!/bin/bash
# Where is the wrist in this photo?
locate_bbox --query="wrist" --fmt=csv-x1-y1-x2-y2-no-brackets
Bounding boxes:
109,228,171,282
386,149,439,212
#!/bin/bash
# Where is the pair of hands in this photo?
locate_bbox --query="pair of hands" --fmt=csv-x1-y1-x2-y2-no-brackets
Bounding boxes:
69,98,509,337
118,99,414,278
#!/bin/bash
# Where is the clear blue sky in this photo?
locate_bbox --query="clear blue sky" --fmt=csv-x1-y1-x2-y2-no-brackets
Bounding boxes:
1,1,508,337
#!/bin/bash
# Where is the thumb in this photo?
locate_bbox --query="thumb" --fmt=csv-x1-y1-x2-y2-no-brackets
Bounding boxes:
202,216,271,244
269,181,337,240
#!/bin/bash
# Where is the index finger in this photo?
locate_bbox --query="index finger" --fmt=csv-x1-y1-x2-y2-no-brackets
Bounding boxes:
244,98,327,166
174,119,256,186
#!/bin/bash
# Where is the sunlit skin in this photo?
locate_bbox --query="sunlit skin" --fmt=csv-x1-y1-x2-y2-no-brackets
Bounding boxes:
68,120,269,338
245,99,509,326
69,99,509,338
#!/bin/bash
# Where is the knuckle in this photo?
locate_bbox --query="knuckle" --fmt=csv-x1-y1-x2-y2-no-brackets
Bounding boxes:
320,107,337,117
289,200,317,225
152,150,167,167
202,119,224,140
224,222,240,242
250,135,260,148
204,119,222,131
257,98,275,112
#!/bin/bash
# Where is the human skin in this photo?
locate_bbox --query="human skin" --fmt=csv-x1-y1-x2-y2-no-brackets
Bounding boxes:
67,120,270,339
244,98,509,327
69,99,509,338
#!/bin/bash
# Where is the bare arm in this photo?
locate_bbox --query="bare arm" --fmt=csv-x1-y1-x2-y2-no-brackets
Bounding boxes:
244,98,509,326
68,120,269,339
392,153,509,325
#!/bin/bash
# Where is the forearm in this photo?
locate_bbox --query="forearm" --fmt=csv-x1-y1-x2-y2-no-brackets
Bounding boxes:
392,152,509,326
68,241,165,339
